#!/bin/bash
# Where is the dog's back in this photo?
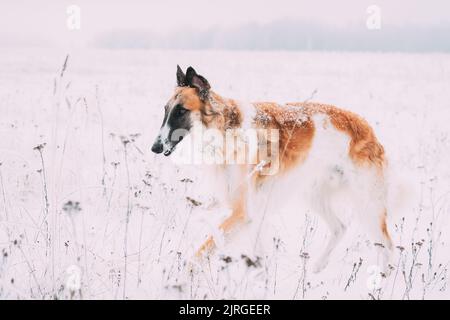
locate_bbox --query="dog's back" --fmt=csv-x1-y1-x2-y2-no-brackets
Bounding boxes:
252,102,385,173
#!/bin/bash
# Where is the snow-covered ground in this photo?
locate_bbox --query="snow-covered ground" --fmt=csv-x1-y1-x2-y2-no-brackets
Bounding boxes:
0,48,449,299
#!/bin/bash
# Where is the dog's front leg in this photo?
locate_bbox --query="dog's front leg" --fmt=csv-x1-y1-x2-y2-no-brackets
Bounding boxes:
196,165,247,257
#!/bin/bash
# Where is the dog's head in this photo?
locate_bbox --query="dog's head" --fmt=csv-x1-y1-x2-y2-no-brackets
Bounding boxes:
151,66,211,156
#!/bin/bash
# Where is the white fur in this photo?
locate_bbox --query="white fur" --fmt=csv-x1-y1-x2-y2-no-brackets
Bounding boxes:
159,123,172,152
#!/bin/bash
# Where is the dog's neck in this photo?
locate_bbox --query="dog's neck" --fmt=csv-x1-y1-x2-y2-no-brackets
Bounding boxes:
205,91,245,130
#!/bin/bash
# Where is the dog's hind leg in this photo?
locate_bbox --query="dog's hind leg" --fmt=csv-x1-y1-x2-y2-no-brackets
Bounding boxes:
361,205,393,274
353,172,393,274
311,183,347,273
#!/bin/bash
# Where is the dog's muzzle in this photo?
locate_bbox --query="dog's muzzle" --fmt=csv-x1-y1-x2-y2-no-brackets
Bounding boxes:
152,134,184,156
151,139,164,154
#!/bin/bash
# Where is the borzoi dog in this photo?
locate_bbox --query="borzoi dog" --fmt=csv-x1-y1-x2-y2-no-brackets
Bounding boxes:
151,66,392,273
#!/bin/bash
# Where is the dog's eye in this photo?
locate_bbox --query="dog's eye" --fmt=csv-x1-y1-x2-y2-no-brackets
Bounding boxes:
175,105,188,117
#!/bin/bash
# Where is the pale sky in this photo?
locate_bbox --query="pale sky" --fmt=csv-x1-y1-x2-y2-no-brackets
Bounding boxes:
1,0,449,48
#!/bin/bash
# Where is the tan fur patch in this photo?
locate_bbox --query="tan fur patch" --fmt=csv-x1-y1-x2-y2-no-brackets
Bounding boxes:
252,102,316,182
285,102,386,170
381,209,392,248
325,106,385,169
175,87,203,111
204,92,243,130
222,98,242,129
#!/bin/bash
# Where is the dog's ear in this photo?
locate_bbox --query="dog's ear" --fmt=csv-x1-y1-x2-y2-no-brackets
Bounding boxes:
186,66,210,101
176,65,187,87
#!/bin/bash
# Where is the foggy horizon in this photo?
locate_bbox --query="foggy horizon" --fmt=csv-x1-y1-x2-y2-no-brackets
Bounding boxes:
1,0,450,51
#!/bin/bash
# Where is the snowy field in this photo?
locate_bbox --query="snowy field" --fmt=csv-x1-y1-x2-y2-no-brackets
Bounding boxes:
0,48,449,299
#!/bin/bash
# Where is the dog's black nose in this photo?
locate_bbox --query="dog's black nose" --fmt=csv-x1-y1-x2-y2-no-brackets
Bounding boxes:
151,141,163,154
